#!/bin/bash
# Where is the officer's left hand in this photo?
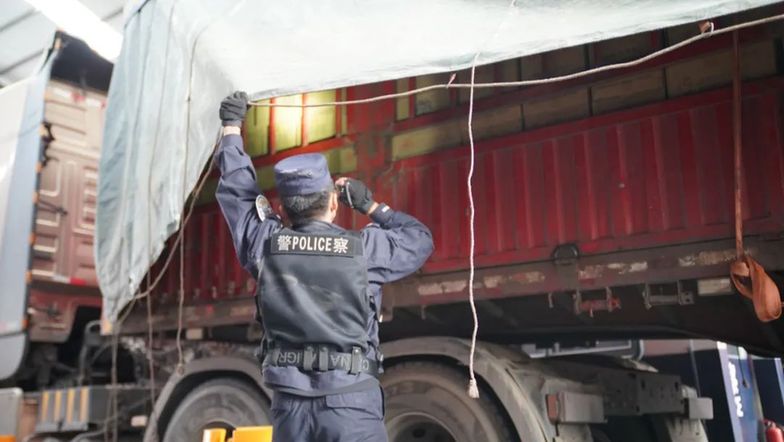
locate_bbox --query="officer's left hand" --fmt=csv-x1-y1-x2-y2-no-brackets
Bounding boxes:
336,178,376,214
219,91,249,126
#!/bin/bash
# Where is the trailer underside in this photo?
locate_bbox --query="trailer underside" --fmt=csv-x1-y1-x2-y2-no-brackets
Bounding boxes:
120,235,784,356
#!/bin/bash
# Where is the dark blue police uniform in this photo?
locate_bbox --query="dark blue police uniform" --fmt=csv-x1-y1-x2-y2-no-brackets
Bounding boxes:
214,133,434,441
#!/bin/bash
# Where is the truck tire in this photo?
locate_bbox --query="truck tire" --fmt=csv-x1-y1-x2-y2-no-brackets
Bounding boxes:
162,378,270,442
382,361,517,442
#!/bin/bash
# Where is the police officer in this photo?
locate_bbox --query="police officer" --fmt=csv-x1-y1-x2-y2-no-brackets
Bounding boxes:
215,91,434,441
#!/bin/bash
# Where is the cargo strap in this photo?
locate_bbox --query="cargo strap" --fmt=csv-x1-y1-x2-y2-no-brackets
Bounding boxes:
265,346,379,376
728,31,782,322
731,256,781,322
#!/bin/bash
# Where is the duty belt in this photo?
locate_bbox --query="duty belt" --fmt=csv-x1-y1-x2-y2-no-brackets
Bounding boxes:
264,345,379,376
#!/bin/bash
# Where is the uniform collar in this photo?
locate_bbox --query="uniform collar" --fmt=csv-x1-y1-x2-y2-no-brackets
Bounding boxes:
292,219,344,232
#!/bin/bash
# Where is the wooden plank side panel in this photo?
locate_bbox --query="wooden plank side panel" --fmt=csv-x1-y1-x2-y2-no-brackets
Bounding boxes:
641,118,665,233
574,132,595,243
753,93,784,219
475,153,492,257
585,128,613,243
440,159,462,260
382,82,784,273
652,114,686,232
742,93,777,221
693,104,729,226
152,82,784,308
553,135,579,244
493,148,518,253
524,144,548,248
619,121,650,236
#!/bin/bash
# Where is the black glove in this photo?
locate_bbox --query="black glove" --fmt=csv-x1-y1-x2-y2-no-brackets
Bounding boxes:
337,178,375,214
219,91,249,126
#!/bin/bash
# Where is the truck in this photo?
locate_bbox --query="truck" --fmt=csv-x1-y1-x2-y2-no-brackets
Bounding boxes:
3,4,784,442
0,32,116,437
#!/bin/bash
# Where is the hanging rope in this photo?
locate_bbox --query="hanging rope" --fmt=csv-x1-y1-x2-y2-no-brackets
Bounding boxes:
465,58,480,399
108,330,118,442
728,29,782,322
733,30,743,261
176,227,186,373
145,275,156,407
461,0,519,401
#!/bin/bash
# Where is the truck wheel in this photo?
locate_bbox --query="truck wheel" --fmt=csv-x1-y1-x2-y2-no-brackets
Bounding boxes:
162,378,270,442
382,362,516,442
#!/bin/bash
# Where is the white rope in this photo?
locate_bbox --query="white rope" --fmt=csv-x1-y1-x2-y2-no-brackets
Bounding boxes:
244,15,784,109
466,58,480,399
465,0,518,399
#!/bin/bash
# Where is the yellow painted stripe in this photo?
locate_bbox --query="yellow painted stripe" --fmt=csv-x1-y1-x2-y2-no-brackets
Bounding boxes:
53,390,63,421
245,105,270,157
256,165,276,191
65,389,75,422
395,79,410,121
391,105,522,160
340,89,348,134
324,147,357,176
80,387,89,422
202,428,226,442
391,119,459,160
40,392,49,422
232,427,273,442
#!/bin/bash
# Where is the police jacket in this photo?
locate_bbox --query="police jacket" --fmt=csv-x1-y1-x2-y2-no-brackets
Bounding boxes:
214,134,434,396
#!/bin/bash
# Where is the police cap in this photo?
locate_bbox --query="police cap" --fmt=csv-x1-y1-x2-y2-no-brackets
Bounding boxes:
273,153,333,196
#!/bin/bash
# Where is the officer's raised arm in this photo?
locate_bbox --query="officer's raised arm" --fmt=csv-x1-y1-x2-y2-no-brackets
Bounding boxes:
214,91,280,277
336,177,434,284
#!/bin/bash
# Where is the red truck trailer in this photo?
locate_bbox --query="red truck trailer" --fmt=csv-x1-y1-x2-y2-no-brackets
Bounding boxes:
5,6,784,442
